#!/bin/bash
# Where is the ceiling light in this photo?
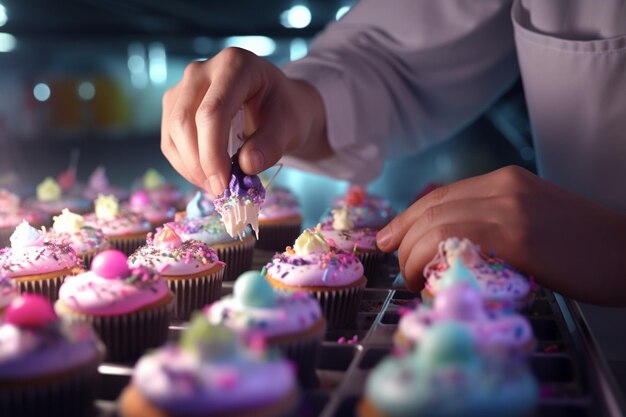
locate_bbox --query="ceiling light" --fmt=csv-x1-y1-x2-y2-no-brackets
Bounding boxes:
280,5,311,29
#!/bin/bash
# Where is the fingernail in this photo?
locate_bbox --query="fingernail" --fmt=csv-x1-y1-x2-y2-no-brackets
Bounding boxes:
207,175,225,197
376,227,392,250
202,180,217,200
249,149,264,173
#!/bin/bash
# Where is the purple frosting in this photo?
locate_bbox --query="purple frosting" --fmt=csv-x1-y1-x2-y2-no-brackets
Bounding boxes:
214,155,265,209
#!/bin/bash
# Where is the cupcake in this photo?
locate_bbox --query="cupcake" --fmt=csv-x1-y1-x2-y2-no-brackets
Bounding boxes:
359,322,538,417
0,294,104,417
45,208,109,267
423,237,534,311
323,185,394,231
137,168,182,208
125,189,176,229
0,221,81,302
55,250,174,361
395,258,535,357
318,206,383,282
256,187,302,252
206,270,325,384
0,189,50,247
264,228,366,329
129,225,224,321
169,192,255,282
0,274,18,317
213,154,265,239
31,177,91,216
83,165,130,201
83,194,151,256
119,316,298,417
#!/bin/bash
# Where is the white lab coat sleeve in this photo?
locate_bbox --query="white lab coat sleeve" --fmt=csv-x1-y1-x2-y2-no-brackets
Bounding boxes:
281,0,519,184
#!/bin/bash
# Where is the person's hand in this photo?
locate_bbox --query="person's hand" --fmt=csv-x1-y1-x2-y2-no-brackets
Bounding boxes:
376,166,626,306
161,47,329,196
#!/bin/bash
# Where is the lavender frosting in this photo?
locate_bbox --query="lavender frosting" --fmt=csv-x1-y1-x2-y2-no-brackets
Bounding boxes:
213,156,266,210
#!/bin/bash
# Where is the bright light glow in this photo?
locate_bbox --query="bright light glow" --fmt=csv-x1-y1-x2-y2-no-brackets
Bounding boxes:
33,83,51,102
192,36,213,55
148,42,167,84
224,36,276,57
290,38,308,61
336,6,351,20
0,4,7,27
128,42,148,88
77,81,95,100
280,5,311,29
0,32,16,52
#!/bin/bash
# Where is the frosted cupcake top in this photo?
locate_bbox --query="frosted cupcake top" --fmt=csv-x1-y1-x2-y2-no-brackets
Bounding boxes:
45,209,109,256
206,271,323,339
0,189,50,229
125,189,175,225
128,225,222,276
58,250,170,316
259,187,300,220
366,322,538,417
425,237,532,311
318,207,377,252
83,194,151,236
265,229,364,287
132,316,296,415
398,259,534,356
323,186,394,230
0,275,18,310
138,168,182,206
83,166,129,200
33,177,91,214
0,221,80,277
168,201,250,245
0,295,102,379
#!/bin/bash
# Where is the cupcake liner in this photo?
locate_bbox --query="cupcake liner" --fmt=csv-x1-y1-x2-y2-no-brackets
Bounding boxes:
57,297,174,362
166,267,225,321
256,222,302,252
0,356,102,417
356,251,385,285
310,280,366,330
14,271,74,303
109,235,147,256
215,237,256,282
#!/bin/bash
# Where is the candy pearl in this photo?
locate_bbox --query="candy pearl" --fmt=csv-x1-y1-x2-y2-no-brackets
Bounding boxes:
4,294,57,327
234,270,277,308
130,190,151,208
91,249,130,279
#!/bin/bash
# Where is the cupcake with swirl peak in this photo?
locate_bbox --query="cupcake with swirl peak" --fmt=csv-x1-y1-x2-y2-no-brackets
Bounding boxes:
322,185,394,231
119,316,299,417
0,221,80,301
55,249,174,361
256,186,302,251
423,237,534,312
129,224,225,321
168,191,255,282
137,168,182,208
83,194,151,256
31,177,91,216
0,294,105,417
396,258,535,357
264,228,366,329
45,208,110,267
0,189,50,247
125,189,176,229
83,165,130,201
206,270,325,385
214,155,266,240
0,274,18,317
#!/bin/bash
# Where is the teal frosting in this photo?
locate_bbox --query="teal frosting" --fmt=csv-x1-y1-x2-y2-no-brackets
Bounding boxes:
365,322,538,417
438,256,480,292
233,271,277,308
186,191,214,219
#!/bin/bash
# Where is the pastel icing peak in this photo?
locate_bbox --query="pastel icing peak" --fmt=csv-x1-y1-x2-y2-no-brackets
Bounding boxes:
143,168,165,190
233,270,276,308
444,237,483,268
91,249,131,279
4,294,57,328
181,315,237,360
94,194,119,221
0,189,20,210
10,220,44,249
129,189,151,208
433,282,484,321
331,207,354,231
88,165,110,190
153,225,183,250
186,191,214,219
293,228,329,256
36,177,62,202
438,256,480,292
416,322,477,367
53,208,84,234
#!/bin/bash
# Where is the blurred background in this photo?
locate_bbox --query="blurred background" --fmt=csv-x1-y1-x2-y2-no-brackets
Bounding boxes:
0,0,535,225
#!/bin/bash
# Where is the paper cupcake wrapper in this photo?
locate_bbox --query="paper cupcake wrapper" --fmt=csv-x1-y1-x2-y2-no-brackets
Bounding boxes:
256,222,302,252
59,298,173,362
270,326,325,388
109,236,147,256
167,268,225,321
0,357,101,417
310,281,366,330
215,239,255,282
357,251,385,285
15,273,71,303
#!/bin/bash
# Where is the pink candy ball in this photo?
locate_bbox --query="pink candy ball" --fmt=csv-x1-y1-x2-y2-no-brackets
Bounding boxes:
5,294,57,327
130,190,151,208
91,249,131,279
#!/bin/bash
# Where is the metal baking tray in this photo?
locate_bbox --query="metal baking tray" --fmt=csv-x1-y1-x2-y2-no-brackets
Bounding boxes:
95,250,626,417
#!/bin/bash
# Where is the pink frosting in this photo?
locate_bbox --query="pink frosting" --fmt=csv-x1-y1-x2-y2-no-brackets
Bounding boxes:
318,228,377,252
83,211,151,236
0,208,49,229
44,227,108,256
4,294,57,327
259,188,300,221
0,243,79,277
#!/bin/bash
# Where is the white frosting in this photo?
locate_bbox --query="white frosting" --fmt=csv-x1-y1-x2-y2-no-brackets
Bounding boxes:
293,229,329,256
219,201,260,239
53,209,84,234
